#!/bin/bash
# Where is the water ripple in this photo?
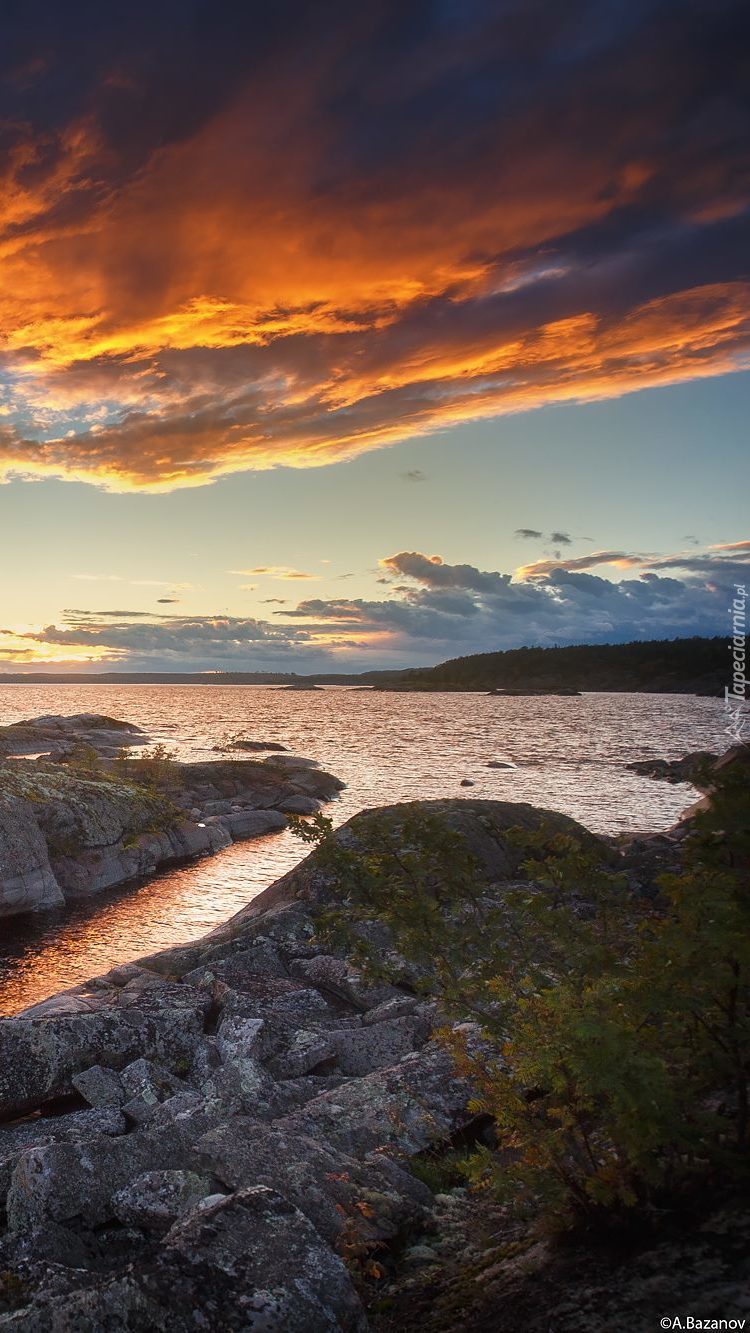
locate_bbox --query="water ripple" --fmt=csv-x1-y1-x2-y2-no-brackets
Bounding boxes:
0,684,725,1014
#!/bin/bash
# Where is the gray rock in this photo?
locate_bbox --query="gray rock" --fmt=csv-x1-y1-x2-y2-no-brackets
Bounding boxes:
0,796,615,1330
264,755,321,771
120,1058,186,1104
326,1014,431,1076
404,1243,440,1263
153,1186,366,1330
289,955,397,1010
286,766,346,799
0,1013,150,1120
112,1169,215,1233
215,1015,268,1062
6,1123,187,1232
0,794,63,916
627,750,719,785
182,938,289,988
0,1274,173,1329
120,1061,191,1126
278,795,323,814
200,1054,287,1119
0,1106,126,1202
221,983,334,1025
219,809,288,839
0,724,342,919
280,1040,473,1158
268,1029,336,1079
72,1064,126,1108
362,996,420,1025
0,1004,205,1120
196,1124,429,1249
225,740,288,752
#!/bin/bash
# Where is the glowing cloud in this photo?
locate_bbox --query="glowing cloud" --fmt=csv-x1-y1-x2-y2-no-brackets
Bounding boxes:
0,2,747,490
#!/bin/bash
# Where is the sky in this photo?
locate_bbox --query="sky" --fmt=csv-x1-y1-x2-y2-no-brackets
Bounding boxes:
0,0,748,672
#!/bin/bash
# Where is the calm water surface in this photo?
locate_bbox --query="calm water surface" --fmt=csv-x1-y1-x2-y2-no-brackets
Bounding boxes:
0,685,726,1014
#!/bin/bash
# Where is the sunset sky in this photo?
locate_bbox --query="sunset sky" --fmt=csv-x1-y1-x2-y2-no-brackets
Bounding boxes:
1,0,748,671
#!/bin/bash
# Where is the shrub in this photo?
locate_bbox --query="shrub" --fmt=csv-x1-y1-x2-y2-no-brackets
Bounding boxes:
64,743,105,778
113,743,178,791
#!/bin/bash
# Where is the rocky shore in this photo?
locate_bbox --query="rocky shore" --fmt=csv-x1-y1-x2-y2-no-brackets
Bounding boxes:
0,795,616,1329
0,742,745,1328
0,714,343,918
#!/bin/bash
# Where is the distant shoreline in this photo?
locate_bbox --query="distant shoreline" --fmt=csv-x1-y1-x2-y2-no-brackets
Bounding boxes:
0,635,728,697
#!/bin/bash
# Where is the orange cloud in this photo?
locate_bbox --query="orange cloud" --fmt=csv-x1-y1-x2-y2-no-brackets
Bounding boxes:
1,4,748,491
229,567,318,581
0,629,116,665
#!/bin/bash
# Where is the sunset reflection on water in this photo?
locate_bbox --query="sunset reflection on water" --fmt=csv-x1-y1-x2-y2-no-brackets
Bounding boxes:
0,684,726,1014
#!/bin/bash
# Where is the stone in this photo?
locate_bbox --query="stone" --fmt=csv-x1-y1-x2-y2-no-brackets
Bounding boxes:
0,1275,173,1329
267,1029,337,1079
325,1014,431,1076
0,796,620,1329
279,1040,473,1158
225,740,288,752
627,750,718,785
72,1064,125,1108
0,722,342,919
0,1013,153,1120
264,755,321,771
201,1054,287,1119
223,983,334,1024
219,809,288,839
112,1169,215,1233
404,1243,440,1263
182,938,289,988
152,1186,367,1331
0,1004,204,1121
120,1058,186,1104
195,1123,430,1249
0,794,63,916
362,996,420,1025
289,955,398,1011
0,1106,127,1202
278,794,323,814
6,1124,187,1232
286,766,347,799
215,1015,268,1062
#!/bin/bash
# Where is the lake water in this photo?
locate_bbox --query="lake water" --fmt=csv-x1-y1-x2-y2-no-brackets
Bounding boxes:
0,684,726,1015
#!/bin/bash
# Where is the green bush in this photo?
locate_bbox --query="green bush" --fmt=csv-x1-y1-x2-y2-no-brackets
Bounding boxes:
64,743,105,778
113,743,178,791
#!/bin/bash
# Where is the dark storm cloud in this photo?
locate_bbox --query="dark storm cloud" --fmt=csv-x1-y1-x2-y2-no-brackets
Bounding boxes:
280,540,750,654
